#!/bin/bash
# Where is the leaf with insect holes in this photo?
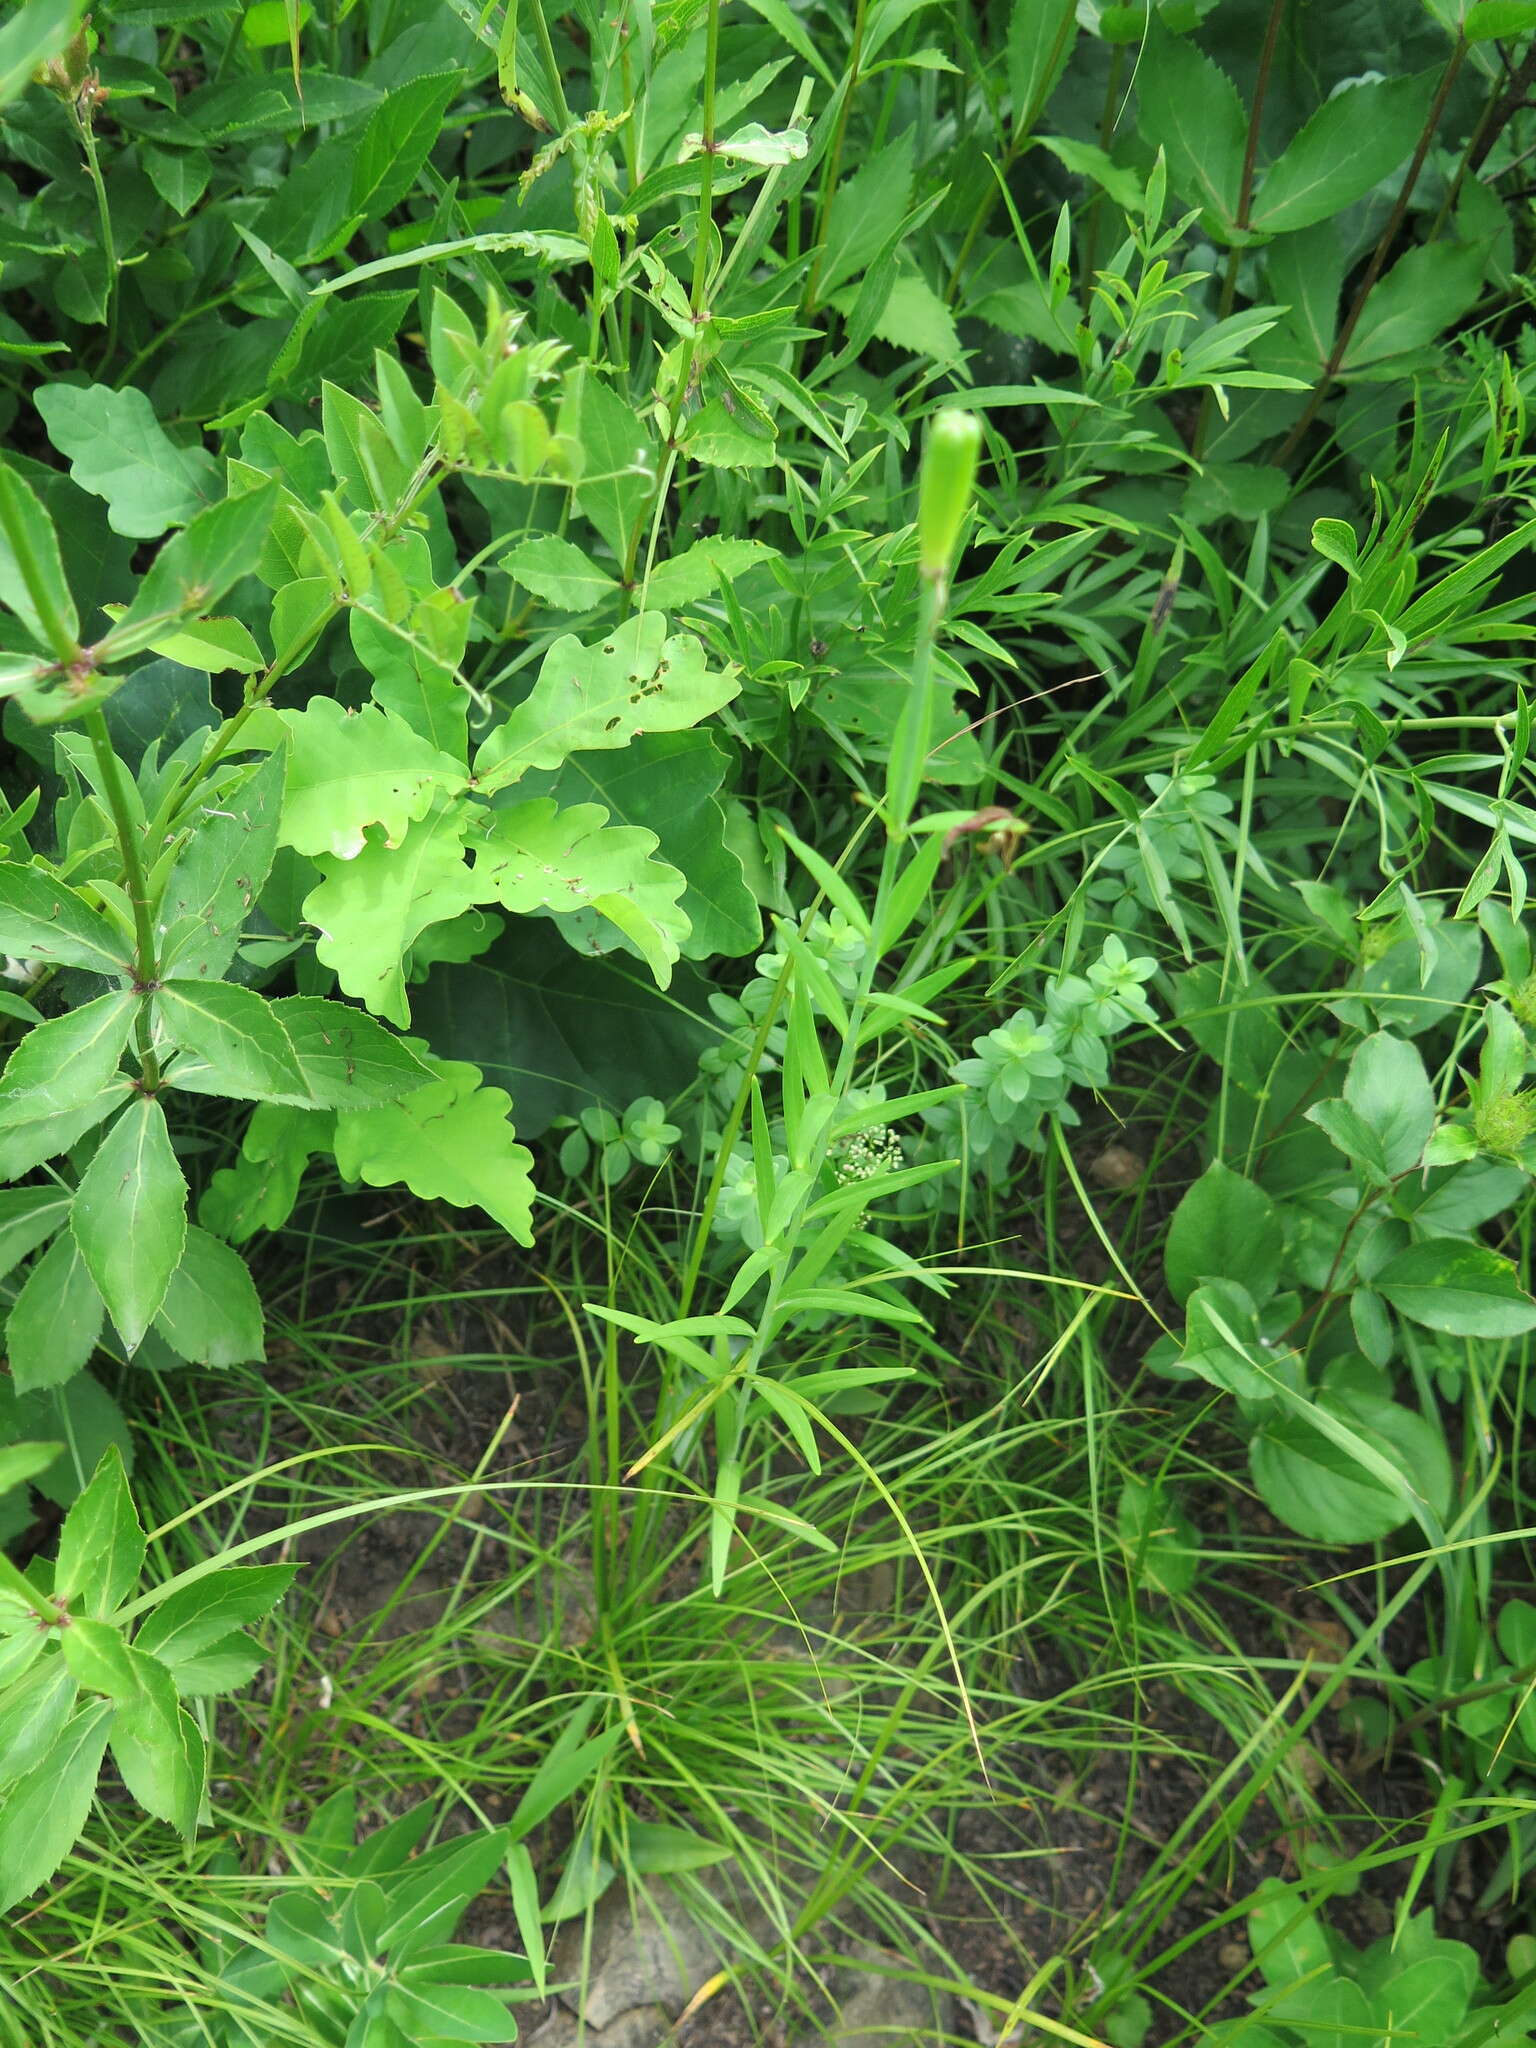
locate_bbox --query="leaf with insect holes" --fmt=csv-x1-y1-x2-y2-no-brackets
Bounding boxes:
163,985,434,1108
469,799,689,988
71,1099,188,1354
518,730,760,959
305,803,481,1028
276,698,467,860
473,614,740,794
333,1045,534,1244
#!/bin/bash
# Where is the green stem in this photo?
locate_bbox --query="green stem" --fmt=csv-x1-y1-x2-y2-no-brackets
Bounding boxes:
1276,36,1468,465
945,0,1075,306
72,102,119,363
803,0,870,314
1429,37,1536,241
1192,0,1287,459
85,711,162,1087
528,0,573,130
0,1549,58,1626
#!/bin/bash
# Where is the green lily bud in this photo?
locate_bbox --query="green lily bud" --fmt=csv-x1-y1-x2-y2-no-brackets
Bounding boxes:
916,408,981,584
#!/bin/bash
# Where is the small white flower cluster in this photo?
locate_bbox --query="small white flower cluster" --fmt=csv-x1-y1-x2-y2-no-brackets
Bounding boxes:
833,1124,904,1186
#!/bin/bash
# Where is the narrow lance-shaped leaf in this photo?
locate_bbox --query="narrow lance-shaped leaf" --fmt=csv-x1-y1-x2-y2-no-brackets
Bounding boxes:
0,453,79,657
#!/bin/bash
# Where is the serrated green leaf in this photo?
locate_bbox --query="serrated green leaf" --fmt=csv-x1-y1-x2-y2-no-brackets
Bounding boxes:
71,1098,188,1353
303,803,480,1027
0,1075,135,1181
470,798,689,987
6,1231,105,1393
34,384,219,539
61,1617,142,1701
158,747,286,981
0,1660,78,1784
474,614,739,793
0,992,135,1136
100,609,263,674
152,1225,265,1365
55,1444,144,1618
643,538,775,611
156,980,307,1102
1250,72,1436,233
1135,22,1246,231
0,1702,113,1913
108,1647,203,1837
103,483,278,648
136,1563,297,1672
334,1049,534,1243
276,699,467,859
0,861,133,977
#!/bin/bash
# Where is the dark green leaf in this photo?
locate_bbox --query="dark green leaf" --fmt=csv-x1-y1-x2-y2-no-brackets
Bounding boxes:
350,71,463,222
1250,72,1436,233
1135,23,1246,232
1375,1239,1536,1336
108,1648,203,1837
135,1563,297,1672
1164,1162,1283,1306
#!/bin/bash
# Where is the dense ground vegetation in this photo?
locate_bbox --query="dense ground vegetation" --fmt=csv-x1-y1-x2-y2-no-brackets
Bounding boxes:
4,0,1536,2040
